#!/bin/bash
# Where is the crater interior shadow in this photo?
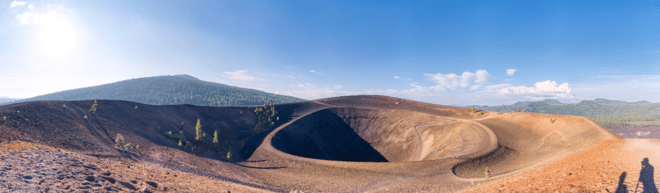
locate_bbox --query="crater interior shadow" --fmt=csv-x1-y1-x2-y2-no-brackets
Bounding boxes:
271,109,388,162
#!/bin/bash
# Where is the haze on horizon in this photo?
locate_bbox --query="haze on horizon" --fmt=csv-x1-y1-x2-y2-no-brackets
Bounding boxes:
1,0,659,106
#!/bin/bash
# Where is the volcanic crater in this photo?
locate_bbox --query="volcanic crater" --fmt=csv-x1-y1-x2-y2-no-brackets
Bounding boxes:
0,95,628,192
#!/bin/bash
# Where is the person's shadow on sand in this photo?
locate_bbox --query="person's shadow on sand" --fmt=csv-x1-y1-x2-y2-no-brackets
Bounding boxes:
616,172,628,193
637,158,658,193
623,158,659,193
617,158,659,193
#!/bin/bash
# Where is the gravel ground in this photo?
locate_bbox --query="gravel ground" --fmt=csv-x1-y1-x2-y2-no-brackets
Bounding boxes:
0,141,265,193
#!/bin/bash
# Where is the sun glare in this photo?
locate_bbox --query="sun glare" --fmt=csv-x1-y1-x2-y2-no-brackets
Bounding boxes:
39,21,76,57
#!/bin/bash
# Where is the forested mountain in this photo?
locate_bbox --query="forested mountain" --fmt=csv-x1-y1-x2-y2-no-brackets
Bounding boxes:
1,75,307,107
477,100,660,116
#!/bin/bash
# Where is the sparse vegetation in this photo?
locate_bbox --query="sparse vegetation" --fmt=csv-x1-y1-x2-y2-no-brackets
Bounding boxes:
2,116,5,121
248,103,279,134
472,106,475,112
83,115,88,119
517,108,520,112
485,167,490,179
114,134,133,152
89,100,98,113
163,131,172,138
135,106,138,109
550,117,557,123
212,130,220,151
194,119,202,141
477,112,483,116
498,112,503,115
180,122,185,130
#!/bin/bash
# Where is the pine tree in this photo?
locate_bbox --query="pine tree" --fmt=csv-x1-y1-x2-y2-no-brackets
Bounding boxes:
195,119,202,141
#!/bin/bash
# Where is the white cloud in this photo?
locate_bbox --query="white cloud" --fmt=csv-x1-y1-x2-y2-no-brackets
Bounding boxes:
285,75,296,79
504,79,514,81
333,85,343,89
222,70,260,80
498,80,575,100
506,69,517,76
394,76,400,79
469,85,482,91
10,1,26,8
424,70,492,91
483,84,512,92
15,5,67,25
310,70,325,75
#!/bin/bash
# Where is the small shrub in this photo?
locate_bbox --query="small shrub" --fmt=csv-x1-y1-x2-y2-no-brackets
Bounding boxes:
212,130,218,143
163,131,172,138
484,167,490,179
89,104,97,112
17,111,19,113
471,106,475,112
156,127,160,131
226,151,232,161
114,134,132,152
498,112,503,115
135,106,138,109
180,122,184,130
477,112,483,116
178,140,182,148
2,116,6,121
517,108,520,112
550,118,557,123
62,104,66,108
83,115,88,119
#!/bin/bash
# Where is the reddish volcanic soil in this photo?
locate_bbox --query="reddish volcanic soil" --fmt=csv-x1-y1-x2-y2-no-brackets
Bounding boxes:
1,95,655,192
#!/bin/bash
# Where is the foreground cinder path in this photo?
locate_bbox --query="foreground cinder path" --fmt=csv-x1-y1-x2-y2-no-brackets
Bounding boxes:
461,139,660,193
0,141,268,193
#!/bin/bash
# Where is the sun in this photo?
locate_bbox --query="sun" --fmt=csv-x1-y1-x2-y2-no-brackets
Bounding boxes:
39,21,76,57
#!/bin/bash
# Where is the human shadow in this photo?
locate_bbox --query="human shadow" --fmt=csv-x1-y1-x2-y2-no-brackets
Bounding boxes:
615,172,628,193
633,158,658,193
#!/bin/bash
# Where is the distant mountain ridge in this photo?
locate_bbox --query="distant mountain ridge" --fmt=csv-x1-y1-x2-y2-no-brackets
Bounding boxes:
0,97,20,104
1,74,307,107
511,99,563,106
471,99,660,117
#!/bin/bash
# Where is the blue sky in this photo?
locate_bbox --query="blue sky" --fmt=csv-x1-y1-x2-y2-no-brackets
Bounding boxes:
1,0,659,106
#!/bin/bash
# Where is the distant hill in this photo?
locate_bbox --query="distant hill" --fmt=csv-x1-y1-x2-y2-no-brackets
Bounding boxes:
592,98,628,104
475,100,660,117
510,99,563,106
0,97,20,104
1,74,307,107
